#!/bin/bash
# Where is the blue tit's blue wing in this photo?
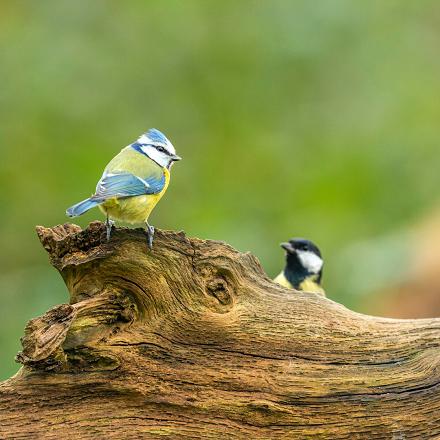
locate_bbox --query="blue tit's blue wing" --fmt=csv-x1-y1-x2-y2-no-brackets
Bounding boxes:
92,172,165,201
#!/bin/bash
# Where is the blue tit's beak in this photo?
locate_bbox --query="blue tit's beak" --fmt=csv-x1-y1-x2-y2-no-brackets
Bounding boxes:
281,242,295,253
172,154,182,162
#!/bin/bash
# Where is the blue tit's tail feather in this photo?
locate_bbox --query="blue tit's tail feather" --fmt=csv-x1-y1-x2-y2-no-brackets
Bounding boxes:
66,198,100,217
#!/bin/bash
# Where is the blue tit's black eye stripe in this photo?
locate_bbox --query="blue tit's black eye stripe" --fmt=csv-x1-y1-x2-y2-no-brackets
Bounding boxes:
133,142,170,154
155,145,172,155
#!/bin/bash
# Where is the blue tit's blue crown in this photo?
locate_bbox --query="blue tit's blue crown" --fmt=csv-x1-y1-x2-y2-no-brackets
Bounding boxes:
146,128,168,144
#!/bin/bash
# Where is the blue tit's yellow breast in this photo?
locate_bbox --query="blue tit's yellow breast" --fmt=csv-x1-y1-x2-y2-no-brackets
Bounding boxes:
99,150,170,224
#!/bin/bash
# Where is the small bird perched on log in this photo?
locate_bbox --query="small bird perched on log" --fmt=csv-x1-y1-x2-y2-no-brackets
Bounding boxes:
66,128,181,249
274,238,325,296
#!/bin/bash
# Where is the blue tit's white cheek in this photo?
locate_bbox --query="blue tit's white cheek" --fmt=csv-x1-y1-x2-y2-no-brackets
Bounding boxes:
297,251,323,273
140,145,170,168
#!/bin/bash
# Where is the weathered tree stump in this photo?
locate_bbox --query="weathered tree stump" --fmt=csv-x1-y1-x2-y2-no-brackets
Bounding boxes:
1,222,439,439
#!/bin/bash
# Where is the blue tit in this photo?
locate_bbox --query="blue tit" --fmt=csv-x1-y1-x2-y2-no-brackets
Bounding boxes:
66,128,181,249
274,238,325,296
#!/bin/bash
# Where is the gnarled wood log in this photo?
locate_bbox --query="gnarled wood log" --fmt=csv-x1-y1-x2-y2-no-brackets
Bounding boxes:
1,222,440,439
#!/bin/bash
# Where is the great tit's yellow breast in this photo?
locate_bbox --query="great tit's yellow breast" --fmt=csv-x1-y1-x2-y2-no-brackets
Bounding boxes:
274,272,325,296
274,272,293,289
298,278,326,296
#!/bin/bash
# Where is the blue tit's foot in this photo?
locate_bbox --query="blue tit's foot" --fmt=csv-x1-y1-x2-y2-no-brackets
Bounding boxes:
145,222,155,250
106,218,115,241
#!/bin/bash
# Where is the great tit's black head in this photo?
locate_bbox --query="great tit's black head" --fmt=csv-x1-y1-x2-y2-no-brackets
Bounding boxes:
280,238,323,275
281,238,322,258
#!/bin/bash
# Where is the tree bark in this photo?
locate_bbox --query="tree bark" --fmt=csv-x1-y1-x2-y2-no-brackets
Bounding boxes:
1,221,439,439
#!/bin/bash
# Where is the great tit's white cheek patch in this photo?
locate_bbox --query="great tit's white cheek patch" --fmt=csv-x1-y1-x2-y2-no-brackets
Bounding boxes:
298,251,323,273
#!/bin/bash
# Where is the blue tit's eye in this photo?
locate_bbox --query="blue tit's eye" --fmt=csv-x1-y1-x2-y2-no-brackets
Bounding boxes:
156,146,166,153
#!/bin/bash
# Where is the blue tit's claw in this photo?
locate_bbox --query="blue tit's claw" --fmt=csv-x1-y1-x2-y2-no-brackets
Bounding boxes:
106,219,115,242
145,223,155,250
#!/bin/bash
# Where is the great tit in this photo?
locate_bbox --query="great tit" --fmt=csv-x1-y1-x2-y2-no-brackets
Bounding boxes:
66,128,181,248
274,238,325,295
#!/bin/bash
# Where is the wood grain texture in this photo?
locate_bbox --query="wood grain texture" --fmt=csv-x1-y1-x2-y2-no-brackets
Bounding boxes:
1,221,440,439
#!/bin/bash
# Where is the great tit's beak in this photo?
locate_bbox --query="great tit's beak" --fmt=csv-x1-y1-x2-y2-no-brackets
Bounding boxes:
280,242,295,253
172,154,182,161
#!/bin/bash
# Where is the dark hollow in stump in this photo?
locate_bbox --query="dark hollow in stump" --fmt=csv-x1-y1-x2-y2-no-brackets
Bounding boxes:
1,222,440,439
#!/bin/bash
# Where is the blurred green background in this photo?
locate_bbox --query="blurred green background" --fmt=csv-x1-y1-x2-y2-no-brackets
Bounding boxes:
1,0,440,380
